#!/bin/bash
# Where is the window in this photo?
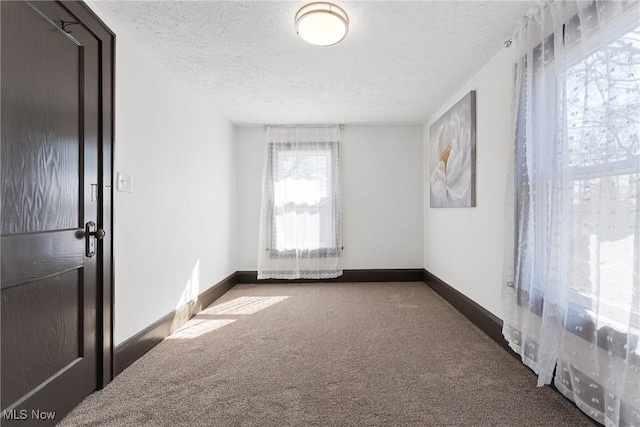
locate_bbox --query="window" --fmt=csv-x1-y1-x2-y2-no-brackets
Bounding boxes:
268,141,341,256
563,22,640,330
514,10,640,334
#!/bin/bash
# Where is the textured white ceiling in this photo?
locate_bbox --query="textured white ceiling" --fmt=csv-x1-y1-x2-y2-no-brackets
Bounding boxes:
95,1,536,125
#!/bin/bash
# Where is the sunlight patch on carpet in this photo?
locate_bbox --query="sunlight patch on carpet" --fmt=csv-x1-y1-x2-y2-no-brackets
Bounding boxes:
167,319,236,340
201,296,290,315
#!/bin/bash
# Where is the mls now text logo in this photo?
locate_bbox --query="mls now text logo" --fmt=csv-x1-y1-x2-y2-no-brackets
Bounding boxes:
2,409,56,421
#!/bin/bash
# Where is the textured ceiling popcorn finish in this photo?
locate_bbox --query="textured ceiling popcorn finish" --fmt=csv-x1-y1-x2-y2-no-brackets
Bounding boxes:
93,1,536,125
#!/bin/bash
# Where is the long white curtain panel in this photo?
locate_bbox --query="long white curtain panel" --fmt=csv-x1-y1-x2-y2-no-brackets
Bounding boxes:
258,125,343,280
502,2,640,426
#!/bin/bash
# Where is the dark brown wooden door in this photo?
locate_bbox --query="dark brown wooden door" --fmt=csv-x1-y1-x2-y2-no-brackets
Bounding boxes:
1,1,105,423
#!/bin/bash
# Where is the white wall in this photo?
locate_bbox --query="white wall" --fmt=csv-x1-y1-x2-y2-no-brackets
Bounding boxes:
424,47,515,319
237,125,423,271
88,3,237,346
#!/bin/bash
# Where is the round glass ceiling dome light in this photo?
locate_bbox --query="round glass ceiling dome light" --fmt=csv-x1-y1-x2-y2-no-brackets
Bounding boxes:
295,2,349,46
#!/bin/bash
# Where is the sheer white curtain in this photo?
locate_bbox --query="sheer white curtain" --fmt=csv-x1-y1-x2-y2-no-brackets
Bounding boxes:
502,1,640,426
258,125,342,280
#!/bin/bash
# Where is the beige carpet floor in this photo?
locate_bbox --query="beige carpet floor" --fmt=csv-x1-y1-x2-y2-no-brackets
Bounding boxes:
60,282,596,426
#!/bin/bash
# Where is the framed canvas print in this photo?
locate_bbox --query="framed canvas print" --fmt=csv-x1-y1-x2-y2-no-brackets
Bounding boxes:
429,90,476,208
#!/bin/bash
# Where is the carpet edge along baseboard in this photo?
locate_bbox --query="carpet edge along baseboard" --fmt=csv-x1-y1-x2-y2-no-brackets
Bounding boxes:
236,269,424,284
422,269,515,356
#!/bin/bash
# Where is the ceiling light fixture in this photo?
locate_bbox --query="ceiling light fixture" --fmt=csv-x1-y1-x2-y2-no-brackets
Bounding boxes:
295,2,349,47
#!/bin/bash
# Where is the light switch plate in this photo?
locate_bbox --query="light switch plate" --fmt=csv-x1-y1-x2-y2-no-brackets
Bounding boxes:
116,172,133,193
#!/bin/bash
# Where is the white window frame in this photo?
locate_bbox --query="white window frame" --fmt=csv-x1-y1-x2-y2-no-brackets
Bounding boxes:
514,12,640,342
265,141,342,258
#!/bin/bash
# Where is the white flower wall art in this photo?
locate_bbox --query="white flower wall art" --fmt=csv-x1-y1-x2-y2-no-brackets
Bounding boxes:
429,91,476,208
